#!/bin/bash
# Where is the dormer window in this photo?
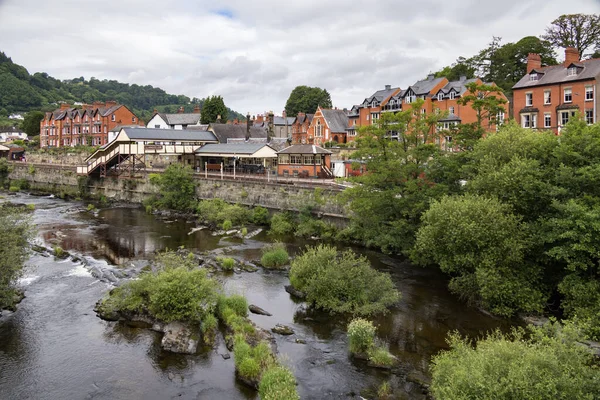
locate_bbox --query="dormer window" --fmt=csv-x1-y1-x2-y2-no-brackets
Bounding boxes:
568,67,578,76
529,73,539,81
437,93,444,101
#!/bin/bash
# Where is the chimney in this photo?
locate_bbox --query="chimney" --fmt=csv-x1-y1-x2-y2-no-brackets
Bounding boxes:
153,108,158,114
427,74,435,81
564,47,579,66
59,103,70,110
246,112,251,139
282,110,286,118
193,104,200,114
527,53,542,73
178,106,185,114
297,112,305,118
385,84,391,90
216,114,222,123
93,101,104,108
105,100,117,107
267,111,274,140
256,114,264,124
459,75,467,81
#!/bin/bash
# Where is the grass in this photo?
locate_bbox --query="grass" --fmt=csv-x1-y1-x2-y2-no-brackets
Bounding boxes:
260,242,289,269
348,318,376,354
218,257,236,271
368,346,395,368
258,365,299,400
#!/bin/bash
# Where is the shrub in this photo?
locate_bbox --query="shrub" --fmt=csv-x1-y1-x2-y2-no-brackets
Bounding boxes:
217,204,250,226
348,318,376,354
218,294,248,318
233,334,276,381
258,365,300,400
290,245,400,316
222,219,233,230
197,199,227,225
377,382,392,400
219,257,236,271
87,204,96,211
149,164,196,211
241,227,248,237
430,323,600,400
145,205,153,214
28,164,35,175
9,185,19,192
269,212,295,236
252,206,270,225
237,357,261,380
368,346,395,367
53,246,64,257
260,242,289,269
155,250,197,271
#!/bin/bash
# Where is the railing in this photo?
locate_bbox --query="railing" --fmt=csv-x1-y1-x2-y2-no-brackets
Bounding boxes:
76,145,120,175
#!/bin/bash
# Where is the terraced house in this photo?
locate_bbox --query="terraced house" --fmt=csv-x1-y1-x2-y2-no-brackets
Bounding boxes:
40,101,142,148
513,47,599,133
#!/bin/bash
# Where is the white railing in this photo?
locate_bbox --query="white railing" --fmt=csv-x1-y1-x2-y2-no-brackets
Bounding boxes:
76,145,120,175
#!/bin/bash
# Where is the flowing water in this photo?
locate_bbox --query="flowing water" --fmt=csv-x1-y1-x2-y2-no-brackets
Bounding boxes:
0,194,515,399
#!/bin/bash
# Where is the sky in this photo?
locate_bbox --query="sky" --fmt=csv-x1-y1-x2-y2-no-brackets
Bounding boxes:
0,0,599,116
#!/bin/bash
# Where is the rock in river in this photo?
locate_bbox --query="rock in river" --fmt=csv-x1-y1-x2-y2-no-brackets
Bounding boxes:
249,304,272,316
160,321,200,354
271,324,294,335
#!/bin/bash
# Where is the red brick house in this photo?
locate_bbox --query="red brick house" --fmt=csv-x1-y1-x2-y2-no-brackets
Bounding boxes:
291,112,314,144
306,107,349,146
513,47,599,133
40,101,143,148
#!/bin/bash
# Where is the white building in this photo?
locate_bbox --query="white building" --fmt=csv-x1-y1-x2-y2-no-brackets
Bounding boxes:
146,107,203,130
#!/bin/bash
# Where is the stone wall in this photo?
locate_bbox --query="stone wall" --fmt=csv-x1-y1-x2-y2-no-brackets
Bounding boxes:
7,163,347,218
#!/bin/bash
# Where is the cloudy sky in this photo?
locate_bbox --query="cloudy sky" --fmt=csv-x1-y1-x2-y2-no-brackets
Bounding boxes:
0,0,598,115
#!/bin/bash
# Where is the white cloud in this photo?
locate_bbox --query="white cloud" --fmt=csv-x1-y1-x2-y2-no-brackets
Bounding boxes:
0,0,598,115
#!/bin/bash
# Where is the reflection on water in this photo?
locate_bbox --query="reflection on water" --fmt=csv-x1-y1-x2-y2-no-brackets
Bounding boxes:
0,193,516,399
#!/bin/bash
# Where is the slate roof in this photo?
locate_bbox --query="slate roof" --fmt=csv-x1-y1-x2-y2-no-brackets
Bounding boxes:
273,116,296,126
296,114,314,125
408,76,446,96
513,59,600,90
121,127,217,142
210,124,267,144
267,138,289,151
195,143,274,155
363,86,400,106
278,144,332,154
158,113,202,126
99,105,122,117
434,78,479,98
439,114,462,122
321,109,349,133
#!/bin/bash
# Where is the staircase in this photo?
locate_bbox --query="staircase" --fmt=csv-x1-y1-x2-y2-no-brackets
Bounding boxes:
320,164,334,179
77,144,121,176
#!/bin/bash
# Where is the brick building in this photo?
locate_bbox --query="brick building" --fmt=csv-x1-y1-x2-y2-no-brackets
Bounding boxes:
306,107,349,146
513,47,599,133
291,112,314,144
40,101,143,148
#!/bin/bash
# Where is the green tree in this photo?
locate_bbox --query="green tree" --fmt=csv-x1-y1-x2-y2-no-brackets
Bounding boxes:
414,194,545,316
22,110,44,136
200,95,228,124
457,81,507,135
434,56,477,81
430,323,600,400
149,164,196,211
0,204,32,309
284,86,332,115
542,14,600,59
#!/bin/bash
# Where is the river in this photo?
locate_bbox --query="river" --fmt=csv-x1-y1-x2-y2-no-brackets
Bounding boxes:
0,193,514,399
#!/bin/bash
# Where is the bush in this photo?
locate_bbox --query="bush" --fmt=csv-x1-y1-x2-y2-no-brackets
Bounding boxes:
430,323,600,400
377,382,392,400
368,346,395,367
219,257,236,271
289,245,400,316
238,357,261,380
258,365,300,400
145,205,153,214
217,204,250,227
53,246,64,257
218,294,248,318
241,227,248,237
252,206,270,225
348,318,376,354
197,199,227,225
9,185,19,192
155,250,197,271
233,334,276,381
87,204,96,211
222,219,233,230
28,164,35,175
149,164,196,211
260,242,289,269
269,212,295,236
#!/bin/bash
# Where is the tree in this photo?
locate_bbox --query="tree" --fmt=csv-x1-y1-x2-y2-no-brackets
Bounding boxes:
22,110,44,136
457,82,507,134
148,164,196,211
430,323,600,400
284,86,332,115
0,204,32,309
434,56,477,81
542,14,600,59
200,95,228,124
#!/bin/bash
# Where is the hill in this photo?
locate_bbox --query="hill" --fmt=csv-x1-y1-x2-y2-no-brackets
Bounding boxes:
0,52,246,124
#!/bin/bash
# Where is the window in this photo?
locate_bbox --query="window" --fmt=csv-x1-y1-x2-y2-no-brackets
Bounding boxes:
132,117,136,123
586,110,594,125
529,73,539,81
497,111,505,125
315,121,322,137
371,113,379,122
449,92,455,100
564,88,572,103
421,109,426,114
279,154,289,164
449,106,455,115
586,86,594,101
526,93,533,106
437,93,444,101
544,90,551,105
561,111,572,126
154,124,160,128
405,94,416,104
522,114,531,128
111,114,116,122
567,67,577,76
303,155,314,164
544,113,551,128
290,155,302,164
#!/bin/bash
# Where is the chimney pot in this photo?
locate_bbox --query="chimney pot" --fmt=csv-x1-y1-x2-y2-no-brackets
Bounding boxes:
564,47,580,66
385,84,391,90
460,75,467,81
427,74,435,81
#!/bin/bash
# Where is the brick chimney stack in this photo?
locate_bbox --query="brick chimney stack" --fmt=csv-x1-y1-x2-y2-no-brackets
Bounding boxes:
564,47,580,66
527,53,542,73
59,103,70,110
246,112,251,139
153,108,158,114
193,104,200,114
105,100,117,107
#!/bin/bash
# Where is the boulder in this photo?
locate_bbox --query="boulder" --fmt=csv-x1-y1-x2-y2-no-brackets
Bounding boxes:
160,321,200,354
249,304,272,316
284,285,306,299
271,324,294,335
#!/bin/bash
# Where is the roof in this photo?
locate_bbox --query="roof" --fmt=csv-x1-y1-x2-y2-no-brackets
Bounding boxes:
439,114,462,122
363,86,400,105
277,144,332,154
99,105,122,117
513,59,600,90
121,127,217,142
407,76,446,96
210,124,267,144
273,116,296,126
435,78,479,98
157,113,202,126
320,109,349,133
195,143,274,155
